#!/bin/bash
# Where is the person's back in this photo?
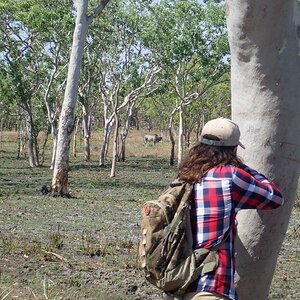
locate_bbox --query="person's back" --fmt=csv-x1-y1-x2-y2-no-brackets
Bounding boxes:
176,118,284,300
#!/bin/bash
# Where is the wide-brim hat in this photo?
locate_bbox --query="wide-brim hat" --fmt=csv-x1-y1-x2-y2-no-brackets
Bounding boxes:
200,117,245,149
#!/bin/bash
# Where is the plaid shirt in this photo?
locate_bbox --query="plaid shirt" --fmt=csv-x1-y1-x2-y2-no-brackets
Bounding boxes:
187,165,284,300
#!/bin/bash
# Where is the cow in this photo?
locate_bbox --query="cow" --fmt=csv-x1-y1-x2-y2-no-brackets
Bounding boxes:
144,134,163,144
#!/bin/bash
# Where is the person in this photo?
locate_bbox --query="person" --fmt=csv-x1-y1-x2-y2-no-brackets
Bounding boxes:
176,118,284,300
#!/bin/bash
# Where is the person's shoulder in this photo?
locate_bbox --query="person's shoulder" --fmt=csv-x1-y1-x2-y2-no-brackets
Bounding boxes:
231,165,254,180
206,165,237,179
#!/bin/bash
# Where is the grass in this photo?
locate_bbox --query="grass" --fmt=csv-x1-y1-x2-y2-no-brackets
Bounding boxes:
0,130,299,300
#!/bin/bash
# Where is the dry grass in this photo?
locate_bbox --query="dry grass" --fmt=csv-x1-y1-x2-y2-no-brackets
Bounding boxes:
0,129,299,300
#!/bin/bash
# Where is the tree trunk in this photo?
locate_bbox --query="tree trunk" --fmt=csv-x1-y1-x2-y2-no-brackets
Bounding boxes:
169,116,176,166
82,105,91,161
227,1,300,299
72,117,81,158
120,101,134,162
39,128,50,166
196,111,205,140
177,105,184,165
120,130,127,162
51,0,89,196
99,120,112,166
0,118,3,151
50,125,58,170
17,119,26,159
25,110,39,167
110,113,119,177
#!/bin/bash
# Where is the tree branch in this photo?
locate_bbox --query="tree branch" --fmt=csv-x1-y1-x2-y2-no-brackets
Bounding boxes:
88,0,110,25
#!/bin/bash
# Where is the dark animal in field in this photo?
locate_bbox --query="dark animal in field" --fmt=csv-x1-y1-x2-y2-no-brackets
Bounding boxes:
144,134,163,144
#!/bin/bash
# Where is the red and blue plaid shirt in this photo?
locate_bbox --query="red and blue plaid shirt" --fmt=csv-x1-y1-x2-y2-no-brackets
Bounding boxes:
187,165,284,300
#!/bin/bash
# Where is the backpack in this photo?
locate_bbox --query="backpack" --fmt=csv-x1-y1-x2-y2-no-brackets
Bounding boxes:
139,180,227,298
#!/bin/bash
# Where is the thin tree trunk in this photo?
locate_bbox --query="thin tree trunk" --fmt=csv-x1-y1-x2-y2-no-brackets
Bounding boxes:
196,111,205,140
227,1,300,299
25,110,39,167
99,120,112,166
82,105,91,161
169,115,176,166
0,118,3,152
72,117,80,158
177,105,184,165
51,0,89,196
120,131,126,162
50,126,58,170
18,119,26,159
110,113,119,177
120,101,134,162
39,128,50,166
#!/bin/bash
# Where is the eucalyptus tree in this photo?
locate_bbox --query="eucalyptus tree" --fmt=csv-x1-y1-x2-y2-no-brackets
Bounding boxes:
30,0,73,169
110,68,160,177
227,1,300,299
51,0,110,196
141,0,229,165
0,68,17,151
78,49,96,162
0,0,74,167
0,3,42,166
88,0,161,170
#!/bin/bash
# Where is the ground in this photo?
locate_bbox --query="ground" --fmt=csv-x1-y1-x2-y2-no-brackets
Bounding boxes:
0,131,299,300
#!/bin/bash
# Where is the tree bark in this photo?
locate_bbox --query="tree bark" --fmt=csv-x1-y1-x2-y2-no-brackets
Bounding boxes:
99,119,112,166
177,104,184,165
72,117,81,158
17,119,26,159
169,115,176,166
120,101,134,162
227,1,300,299
0,118,3,152
51,0,89,196
110,113,119,177
82,104,91,161
50,125,58,170
25,109,39,167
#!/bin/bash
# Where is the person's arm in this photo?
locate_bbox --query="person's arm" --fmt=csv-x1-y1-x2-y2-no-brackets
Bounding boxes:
231,166,284,210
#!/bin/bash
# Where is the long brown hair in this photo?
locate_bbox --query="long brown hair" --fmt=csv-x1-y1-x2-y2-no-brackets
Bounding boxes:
177,139,244,183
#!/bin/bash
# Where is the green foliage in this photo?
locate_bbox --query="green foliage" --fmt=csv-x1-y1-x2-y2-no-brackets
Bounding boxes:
0,0,231,137
135,0,230,130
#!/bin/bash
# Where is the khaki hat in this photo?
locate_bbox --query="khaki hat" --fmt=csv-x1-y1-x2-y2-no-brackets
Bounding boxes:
200,118,245,149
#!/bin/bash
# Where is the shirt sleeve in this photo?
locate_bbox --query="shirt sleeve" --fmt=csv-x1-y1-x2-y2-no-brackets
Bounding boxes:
231,166,284,210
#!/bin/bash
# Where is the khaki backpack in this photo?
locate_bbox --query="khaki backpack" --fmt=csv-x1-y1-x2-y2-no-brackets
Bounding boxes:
139,180,227,298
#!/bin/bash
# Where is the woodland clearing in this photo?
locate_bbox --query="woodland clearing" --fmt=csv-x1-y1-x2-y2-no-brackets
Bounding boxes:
0,131,299,300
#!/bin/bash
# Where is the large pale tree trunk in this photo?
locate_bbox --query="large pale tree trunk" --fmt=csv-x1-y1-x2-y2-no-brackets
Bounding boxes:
227,1,300,299
51,0,109,195
51,0,89,195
